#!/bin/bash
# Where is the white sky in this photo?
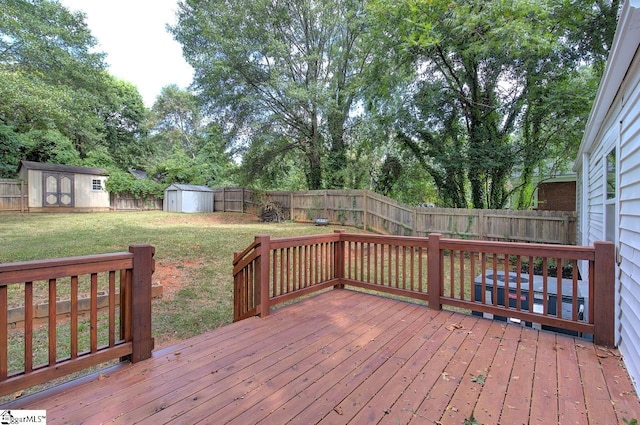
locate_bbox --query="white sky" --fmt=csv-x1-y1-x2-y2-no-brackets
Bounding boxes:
59,0,194,107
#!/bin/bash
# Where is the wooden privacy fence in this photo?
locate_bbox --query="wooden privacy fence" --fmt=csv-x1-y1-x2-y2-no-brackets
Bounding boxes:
0,179,27,212
110,193,163,211
233,231,615,347
213,188,576,245
0,244,155,397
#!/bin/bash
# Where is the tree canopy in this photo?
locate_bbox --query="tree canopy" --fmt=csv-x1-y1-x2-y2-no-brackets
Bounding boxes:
0,0,621,208
171,0,374,190
371,0,618,208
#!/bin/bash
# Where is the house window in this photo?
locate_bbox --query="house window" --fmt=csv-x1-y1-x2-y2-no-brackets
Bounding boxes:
606,149,616,199
605,148,616,242
92,179,102,191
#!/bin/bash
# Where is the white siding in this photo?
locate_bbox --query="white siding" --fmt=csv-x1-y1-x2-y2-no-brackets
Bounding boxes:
617,54,640,391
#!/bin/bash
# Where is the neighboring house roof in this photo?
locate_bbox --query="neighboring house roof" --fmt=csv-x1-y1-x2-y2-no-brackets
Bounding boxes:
575,0,640,170
129,169,148,180
17,160,108,176
165,184,214,192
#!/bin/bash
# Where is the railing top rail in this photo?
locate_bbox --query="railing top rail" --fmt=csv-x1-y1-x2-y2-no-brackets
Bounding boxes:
232,239,261,266
340,232,429,247
440,237,596,260
0,252,134,285
0,252,134,273
269,233,340,249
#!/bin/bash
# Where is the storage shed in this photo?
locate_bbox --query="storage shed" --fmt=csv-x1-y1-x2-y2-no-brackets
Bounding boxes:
17,161,109,212
574,0,640,393
163,184,214,213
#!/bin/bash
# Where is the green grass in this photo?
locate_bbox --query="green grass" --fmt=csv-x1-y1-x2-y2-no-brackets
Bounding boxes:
0,211,352,346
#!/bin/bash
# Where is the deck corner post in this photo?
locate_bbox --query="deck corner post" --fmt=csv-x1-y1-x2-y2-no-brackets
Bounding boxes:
256,234,271,317
129,244,155,362
593,241,615,347
333,230,346,288
428,233,442,310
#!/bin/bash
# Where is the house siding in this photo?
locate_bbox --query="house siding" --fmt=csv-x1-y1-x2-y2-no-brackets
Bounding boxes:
575,1,640,393
617,52,640,390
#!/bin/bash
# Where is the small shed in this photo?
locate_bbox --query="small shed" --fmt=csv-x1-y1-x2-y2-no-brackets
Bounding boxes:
17,160,109,212
574,0,640,393
163,184,214,213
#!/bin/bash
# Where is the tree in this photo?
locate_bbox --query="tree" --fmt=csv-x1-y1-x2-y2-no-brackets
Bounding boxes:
0,0,151,176
171,0,372,189
148,85,234,186
372,0,619,208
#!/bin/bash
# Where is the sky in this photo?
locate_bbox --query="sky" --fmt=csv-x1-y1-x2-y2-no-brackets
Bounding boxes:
59,0,194,107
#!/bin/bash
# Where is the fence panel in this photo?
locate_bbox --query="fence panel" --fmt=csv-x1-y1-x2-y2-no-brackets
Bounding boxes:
0,179,27,212
211,188,575,244
110,193,162,211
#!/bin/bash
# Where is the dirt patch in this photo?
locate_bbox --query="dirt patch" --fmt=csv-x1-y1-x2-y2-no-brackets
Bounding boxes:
153,259,203,300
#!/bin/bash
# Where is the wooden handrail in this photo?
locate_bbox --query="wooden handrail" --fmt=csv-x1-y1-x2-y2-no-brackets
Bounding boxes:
233,232,615,347
0,244,155,397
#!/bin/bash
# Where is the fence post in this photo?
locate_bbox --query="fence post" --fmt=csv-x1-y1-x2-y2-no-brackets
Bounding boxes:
428,233,442,310
593,241,615,347
129,244,155,362
363,191,368,231
333,230,345,289
256,234,271,317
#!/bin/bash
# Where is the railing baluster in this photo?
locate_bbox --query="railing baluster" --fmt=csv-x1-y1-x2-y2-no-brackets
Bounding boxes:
556,258,563,319
24,282,33,373
1,285,8,380
470,252,475,302
542,257,548,315
71,276,78,358
459,250,465,300
528,256,534,312
48,278,57,366
90,273,98,353
572,259,579,321
109,271,116,347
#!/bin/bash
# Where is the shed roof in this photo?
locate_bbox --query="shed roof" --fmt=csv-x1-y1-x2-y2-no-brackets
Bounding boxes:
18,160,108,176
165,184,214,192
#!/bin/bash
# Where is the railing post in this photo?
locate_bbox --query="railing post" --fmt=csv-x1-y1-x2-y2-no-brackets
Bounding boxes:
333,230,345,289
428,233,442,310
256,234,271,317
129,244,155,362
593,241,615,347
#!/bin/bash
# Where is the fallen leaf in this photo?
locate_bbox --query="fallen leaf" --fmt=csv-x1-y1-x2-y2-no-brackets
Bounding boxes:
446,324,463,331
471,374,485,385
334,406,343,415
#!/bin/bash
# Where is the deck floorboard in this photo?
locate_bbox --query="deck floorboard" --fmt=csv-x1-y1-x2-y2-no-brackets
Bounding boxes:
3,289,639,425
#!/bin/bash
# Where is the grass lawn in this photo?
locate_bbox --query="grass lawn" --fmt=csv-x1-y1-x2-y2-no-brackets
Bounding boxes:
0,211,354,348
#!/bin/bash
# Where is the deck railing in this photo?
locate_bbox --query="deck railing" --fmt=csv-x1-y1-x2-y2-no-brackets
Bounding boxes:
233,231,615,346
0,244,155,397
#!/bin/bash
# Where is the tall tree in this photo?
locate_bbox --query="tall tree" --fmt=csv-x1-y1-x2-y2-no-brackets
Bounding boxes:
171,0,372,189
372,0,618,208
0,0,150,175
149,85,233,186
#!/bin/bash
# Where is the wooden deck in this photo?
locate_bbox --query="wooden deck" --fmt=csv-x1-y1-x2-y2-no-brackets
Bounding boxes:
3,289,639,424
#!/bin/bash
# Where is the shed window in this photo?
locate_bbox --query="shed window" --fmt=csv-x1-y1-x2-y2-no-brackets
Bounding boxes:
92,179,102,191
